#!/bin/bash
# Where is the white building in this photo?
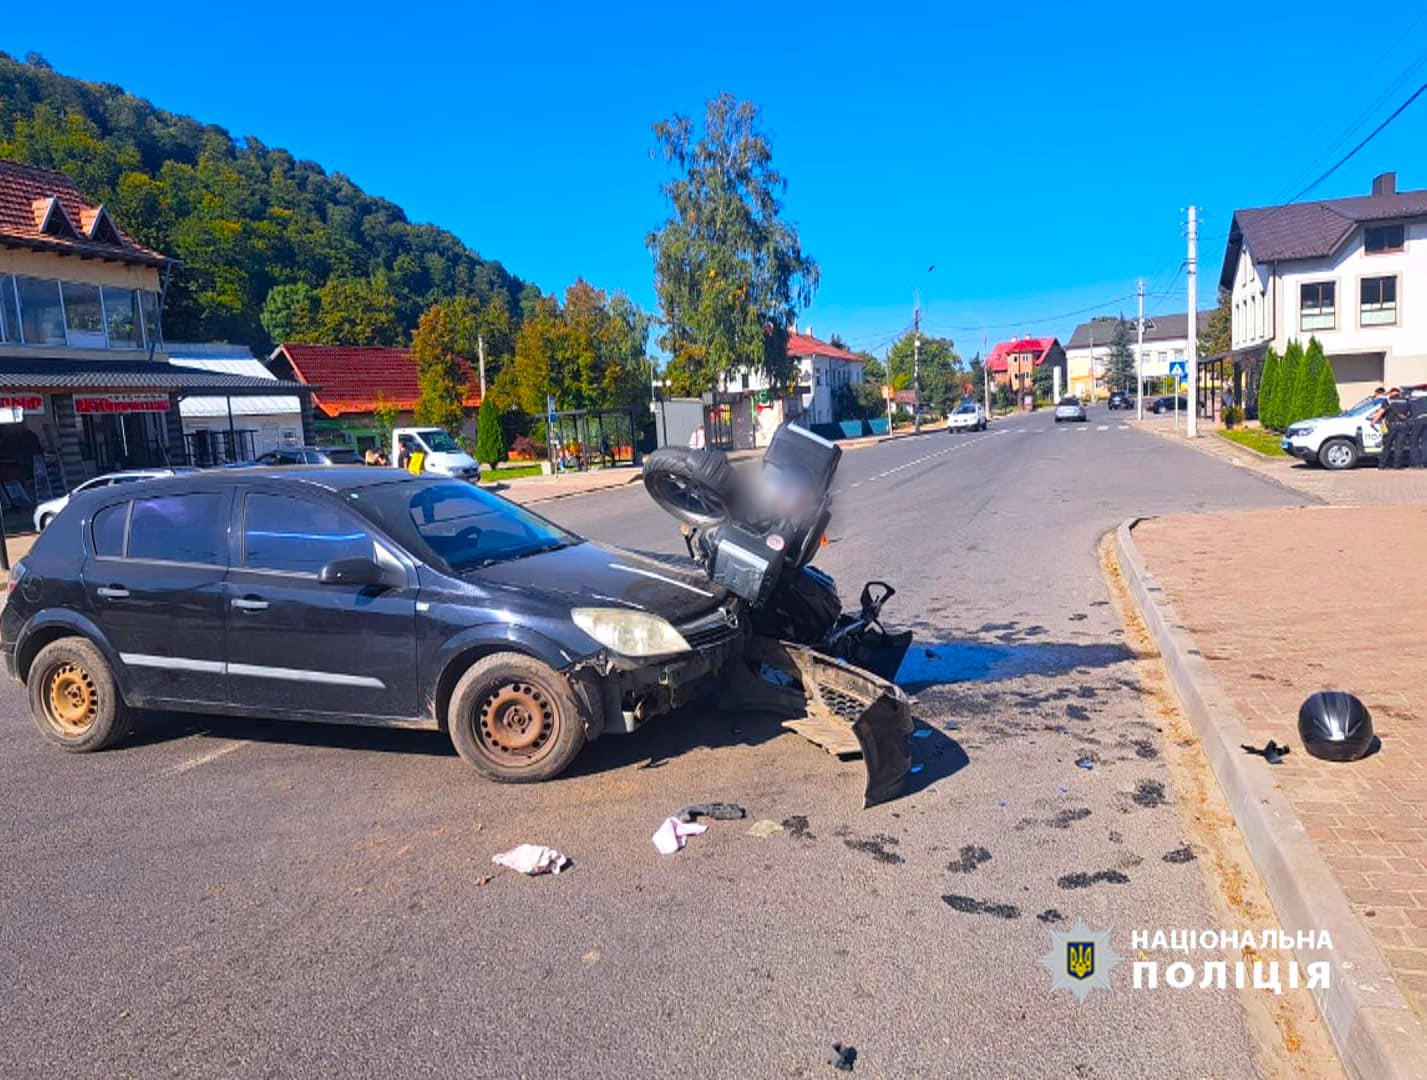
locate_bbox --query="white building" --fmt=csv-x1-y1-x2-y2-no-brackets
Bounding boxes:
1221,171,1427,404
728,328,865,428
169,344,303,463
1064,313,1210,399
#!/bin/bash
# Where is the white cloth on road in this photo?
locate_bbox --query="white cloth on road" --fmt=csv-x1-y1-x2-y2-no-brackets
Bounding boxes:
492,844,570,875
652,816,708,855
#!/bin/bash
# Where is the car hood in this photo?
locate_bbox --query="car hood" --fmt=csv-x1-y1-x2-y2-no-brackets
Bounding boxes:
473,541,727,622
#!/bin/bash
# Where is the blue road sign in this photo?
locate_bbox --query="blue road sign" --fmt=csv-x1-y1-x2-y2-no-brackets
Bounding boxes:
1169,359,1188,378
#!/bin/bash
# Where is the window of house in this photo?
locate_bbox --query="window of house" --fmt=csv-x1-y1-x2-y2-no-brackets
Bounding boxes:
139,291,161,348
1173,349,1184,363
61,282,106,347
102,287,141,348
1364,225,1404,254
16,277,65,345
1300,281,1336,331
0,275,18,343
243,493,372,575
127,493,227,565
1360,276,1398,326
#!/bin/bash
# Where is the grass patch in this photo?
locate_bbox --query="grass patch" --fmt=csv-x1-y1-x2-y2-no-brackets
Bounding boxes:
1217,428,1288,457
488,463,546,479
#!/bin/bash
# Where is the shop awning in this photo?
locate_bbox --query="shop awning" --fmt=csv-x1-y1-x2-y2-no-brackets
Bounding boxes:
0,358,316,397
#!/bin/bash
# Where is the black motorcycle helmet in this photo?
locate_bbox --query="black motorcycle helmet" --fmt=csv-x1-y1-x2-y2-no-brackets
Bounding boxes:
1297,692,1374,762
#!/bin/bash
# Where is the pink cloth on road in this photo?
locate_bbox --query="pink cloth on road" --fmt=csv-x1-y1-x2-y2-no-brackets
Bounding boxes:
492,844,570,875
651,816,708,855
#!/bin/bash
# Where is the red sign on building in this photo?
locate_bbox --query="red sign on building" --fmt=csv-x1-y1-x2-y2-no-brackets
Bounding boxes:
74,394,170,414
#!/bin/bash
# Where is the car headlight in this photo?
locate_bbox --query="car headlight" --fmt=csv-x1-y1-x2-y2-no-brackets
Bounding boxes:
1287,425,1313,438
572,608,691,657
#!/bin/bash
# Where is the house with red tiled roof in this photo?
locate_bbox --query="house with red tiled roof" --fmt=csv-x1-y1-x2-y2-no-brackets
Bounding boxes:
724,327,866,435
268,343,481,451
0,159,310,489
986,335,1066,397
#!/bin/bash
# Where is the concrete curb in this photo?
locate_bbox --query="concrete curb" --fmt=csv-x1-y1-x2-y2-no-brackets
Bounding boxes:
1113,518,1427,1080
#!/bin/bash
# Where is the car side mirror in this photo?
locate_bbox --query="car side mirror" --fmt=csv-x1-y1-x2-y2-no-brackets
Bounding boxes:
318,557,402,590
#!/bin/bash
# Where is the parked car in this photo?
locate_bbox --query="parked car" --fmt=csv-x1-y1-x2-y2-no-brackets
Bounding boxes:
1107,390,1133,410
2,469,742,784
1151,396,1189,415
946,402,988,433
1054,396,1088,423
252,445,364,467
32,469,181,533
1281,393,1390,470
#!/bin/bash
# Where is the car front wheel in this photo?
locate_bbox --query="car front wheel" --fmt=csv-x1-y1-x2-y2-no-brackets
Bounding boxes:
1318,438,1359,471
28,637,133,752
447,652,588,783
37,514,53,531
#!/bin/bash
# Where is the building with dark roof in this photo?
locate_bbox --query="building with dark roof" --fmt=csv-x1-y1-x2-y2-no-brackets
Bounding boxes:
0,159,310,500
1220,171,1427,407
1064,312,1211,399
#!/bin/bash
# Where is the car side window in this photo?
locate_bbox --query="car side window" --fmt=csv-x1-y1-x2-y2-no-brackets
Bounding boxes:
243,493,374,575
91,502,129,558
127,493,227,565
255,452,277,465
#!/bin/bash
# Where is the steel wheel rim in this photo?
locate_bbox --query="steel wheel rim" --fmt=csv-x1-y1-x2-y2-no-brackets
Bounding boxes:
1326,444,1352,467
474,680,558,765
45,662,98,736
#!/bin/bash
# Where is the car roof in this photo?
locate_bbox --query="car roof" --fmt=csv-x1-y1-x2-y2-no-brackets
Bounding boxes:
122,466,431,495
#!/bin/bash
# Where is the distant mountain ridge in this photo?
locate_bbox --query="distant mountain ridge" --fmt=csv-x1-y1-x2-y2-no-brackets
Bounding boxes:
0,50,532,347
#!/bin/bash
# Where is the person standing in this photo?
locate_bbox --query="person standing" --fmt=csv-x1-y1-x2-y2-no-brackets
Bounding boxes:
1408,391,1427,468
1371,389,1411,469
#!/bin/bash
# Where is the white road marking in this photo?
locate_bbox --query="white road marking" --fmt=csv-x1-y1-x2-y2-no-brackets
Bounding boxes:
1118,424,1129,430
1097,425,1109,431
164,737,251,776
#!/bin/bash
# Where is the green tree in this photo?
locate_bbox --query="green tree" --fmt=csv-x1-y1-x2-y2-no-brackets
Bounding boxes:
647,94,818,396
474,396,506,467
887,331,962,414
1032,358,1055,401
1199,290,1231,360
260,282,320,343
857,352,886,385
373,391,400,444
1107,319,1136,393
315,276,403,346
1256,347,1281,428
1309,338,1341,418
1290,338,1323,425
410,299,478,436
1277,340,1306,428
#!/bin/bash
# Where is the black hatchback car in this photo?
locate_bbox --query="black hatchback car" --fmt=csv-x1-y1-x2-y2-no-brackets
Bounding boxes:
2,470,743,782
1107,390,1133,410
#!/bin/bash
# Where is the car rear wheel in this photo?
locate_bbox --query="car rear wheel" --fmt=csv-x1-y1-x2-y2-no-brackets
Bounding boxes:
447,653,587,783
28,637,133,752
37,513,53,531
1319,438,1359,471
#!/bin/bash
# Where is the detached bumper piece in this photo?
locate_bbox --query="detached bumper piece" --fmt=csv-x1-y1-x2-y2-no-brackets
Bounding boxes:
725,637,914,808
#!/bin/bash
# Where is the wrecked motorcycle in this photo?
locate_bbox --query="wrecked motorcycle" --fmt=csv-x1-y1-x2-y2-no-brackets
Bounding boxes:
642,423,915,806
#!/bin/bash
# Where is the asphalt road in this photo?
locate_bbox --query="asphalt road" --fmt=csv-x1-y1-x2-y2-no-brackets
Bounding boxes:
0,410,1308,1079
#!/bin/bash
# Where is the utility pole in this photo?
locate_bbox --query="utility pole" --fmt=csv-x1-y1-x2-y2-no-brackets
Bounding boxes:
913,303,922,433
1088,325,1095,402
1186,205,1199,438
1136,279,1145,420
982,328,990,415
477,333,487,398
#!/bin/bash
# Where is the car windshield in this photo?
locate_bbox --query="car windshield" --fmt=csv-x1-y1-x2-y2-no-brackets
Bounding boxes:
954,404,977,414
348,480,577,575
415,429,462,453
1343,396,1382,417
1059,397,1079,406
322,447,361,464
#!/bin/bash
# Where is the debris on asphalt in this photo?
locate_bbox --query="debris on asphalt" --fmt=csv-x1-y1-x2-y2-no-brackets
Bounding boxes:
909,763,925,774
652,816,709,855
675,802,746,823
1241,739,1290,765
581,949,601,966
828,1042,858,1071
492,844,570,875
747,819,785,838
783,815,815,840
944,720,961,731
912,727,933,739
474,874,494,887
1075,758,1094,770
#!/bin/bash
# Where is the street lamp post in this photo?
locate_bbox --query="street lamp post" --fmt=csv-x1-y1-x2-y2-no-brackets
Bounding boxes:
911,265,934,434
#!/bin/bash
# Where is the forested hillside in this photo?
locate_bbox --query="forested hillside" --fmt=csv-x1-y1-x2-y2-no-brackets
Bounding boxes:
0,51,532,347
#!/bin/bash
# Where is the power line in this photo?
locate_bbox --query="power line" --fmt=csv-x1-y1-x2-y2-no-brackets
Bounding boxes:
1283,81,1427,205
925,291,1137,336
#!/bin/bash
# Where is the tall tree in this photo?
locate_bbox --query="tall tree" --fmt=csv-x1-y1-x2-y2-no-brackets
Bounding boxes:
260,282,320,344
1199,289,1231,360
474,397,506,467
410,299,477,437
314,276,404,346
1278,339,1306,428
647,94,818,396
887,331,962,414
1257,347,1281,429
1107,319,1136,393
1309,337,1341,418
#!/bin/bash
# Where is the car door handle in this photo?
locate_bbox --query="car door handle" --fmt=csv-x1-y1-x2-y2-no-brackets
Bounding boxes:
96,585,130,599
231,596,269,612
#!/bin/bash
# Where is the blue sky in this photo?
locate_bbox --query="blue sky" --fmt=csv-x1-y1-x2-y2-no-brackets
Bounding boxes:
7,2,1427,357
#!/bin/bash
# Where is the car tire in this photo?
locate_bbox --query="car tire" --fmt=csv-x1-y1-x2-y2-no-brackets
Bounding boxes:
447,652,588,783
1318,438,1359,471
37,513,52,531
642,447,738,528
28,637,133,753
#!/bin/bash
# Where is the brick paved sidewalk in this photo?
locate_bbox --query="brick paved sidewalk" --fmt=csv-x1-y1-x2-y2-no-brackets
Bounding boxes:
1135,505,1427,1021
